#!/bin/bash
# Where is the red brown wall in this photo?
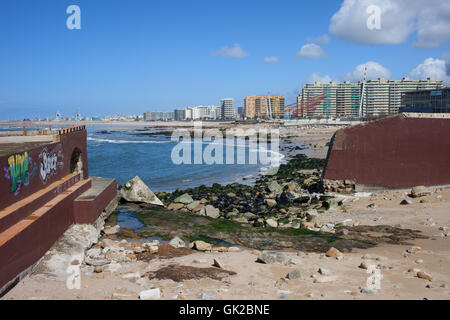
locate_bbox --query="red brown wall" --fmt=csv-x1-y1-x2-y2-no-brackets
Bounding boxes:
323,115,450,189
0,129,88,210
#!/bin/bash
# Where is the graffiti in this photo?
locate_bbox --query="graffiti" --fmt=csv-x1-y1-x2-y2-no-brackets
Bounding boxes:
40,151,58,182
4,152,37,195
39,147,63,183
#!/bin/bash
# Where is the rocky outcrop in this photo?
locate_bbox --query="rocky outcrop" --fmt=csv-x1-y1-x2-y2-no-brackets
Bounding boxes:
119,176,164,206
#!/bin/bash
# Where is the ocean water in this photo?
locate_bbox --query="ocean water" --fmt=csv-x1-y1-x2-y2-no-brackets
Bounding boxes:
86,125,284,192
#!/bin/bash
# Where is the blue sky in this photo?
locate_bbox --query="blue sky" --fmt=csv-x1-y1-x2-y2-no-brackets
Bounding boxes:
1,0,449,120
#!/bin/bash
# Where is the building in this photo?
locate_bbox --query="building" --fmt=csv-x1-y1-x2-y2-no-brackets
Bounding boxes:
362,77,443,115
143,111,174,121
174,109,186,121
399,88,450,113
244,95,285,119
299,77,443,118
220,98,235,119
301,81,360,118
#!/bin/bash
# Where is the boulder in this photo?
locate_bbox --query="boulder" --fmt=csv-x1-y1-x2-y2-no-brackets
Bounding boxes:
264,199,277,207
286,269,309,280
174,193,194,204
257,251,286,265
167,203,184,211
186,200,200,210
410,186,431,198
267,181,282,193
120,176,164,206
205,205,220,219
169,236,185,248
266,218,278,228
325,247,344,258
103,225,120,235
191,240,212,251
139,288,161,300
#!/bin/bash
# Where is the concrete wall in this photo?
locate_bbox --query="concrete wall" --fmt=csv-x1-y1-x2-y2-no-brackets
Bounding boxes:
323,114,450,190
0,128,88,210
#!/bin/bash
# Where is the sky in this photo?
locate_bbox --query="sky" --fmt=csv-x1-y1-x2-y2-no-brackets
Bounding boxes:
1,0,450,120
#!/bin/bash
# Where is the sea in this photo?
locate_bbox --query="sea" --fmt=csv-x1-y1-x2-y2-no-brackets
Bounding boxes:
85,125,285,192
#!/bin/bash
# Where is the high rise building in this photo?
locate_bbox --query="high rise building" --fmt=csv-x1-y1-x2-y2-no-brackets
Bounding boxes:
301,82,360,117
220,98,235,119
174,109,186,121
299,77,443,118
400,88,450,113
244,95,285,119
143,111,174,121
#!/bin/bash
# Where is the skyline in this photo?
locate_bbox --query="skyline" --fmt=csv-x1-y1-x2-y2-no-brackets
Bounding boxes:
1,0,450,120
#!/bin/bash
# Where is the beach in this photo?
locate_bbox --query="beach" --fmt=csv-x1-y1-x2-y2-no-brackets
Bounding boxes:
2,123,449,300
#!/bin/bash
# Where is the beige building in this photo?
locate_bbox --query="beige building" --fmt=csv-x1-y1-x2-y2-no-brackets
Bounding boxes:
244,95,285,119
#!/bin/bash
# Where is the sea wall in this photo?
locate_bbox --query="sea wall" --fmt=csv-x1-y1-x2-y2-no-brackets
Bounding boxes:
323,114,450,191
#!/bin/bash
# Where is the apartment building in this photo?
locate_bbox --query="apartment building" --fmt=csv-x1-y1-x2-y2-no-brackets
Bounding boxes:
143,111,174,121
244,95,285,119
299,77,443,118
221,98,235,119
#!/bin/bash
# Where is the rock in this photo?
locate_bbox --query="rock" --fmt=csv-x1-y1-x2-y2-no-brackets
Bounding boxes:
266,218,278,228
169,236,185,248
174,193,194,204
264,199,277,207
415,259,424,264
407,246,422,254
286,269,309,280
199,293,214,300
122,272,140,281
410,186,431,198
417,271,433,281
103,225,120,235
186,201,200,211
361,287,377,294
84,257,110,267
287,258,300,265
325,247,344,258
323,199,339,210
227,247,240,252
213,258,225,269
139,288,161,300
205,205,220,219
313,276,337,283
120,176,164,206
318,267,332,276
191,240,212,251
320,223,335,233
257,251,286,265
94,266,103,273
400,199,413,205
367,203,376,209
233,217,248,224
267,181,282,193
86,248,102,258
103,263,122,273
359,261,374,270
167,202,185,210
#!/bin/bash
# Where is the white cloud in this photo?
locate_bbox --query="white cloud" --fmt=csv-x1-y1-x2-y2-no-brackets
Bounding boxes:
409,58,450,84
263,56,279,63
344,61,391,82
211,44,248,58
296,44,327,59
307,72,332,83
329,0,450,48
440,52,450,76
306,34,331,45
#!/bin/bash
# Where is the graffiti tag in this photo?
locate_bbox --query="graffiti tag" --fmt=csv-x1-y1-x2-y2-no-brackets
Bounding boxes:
40,151,58,182
4,152,37,194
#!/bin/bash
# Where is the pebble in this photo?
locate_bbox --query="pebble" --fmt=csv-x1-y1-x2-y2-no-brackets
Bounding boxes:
415,259,424,264
199,293,214,300
417,271,433,281
318,267,332,276
213,258,225,269
325,247,344,258
360,287,377,294
313,276,337,283
139,288,161,300
286,269,309,280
